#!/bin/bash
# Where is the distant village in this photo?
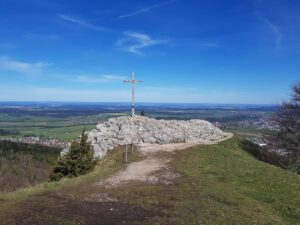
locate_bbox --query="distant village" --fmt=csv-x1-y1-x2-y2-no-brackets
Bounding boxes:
214,117,278,131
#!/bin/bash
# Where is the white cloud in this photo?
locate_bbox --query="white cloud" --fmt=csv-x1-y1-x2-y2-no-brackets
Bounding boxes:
0,85,130,102
256,12,282,49
117,31,168,56
70,74,127,83
58,14,110,32
0,56,49,75
118,0,178,19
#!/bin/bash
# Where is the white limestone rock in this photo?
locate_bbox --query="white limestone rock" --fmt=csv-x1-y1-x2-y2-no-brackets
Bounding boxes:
87,116,227,159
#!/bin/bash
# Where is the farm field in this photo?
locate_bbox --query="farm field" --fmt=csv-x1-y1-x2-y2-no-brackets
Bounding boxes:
0,102,276,141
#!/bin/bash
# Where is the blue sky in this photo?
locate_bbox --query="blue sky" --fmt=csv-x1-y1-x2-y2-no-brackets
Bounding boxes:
0,0,299,104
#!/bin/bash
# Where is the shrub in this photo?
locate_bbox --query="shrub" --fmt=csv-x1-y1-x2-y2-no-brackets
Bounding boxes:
240,139,299,173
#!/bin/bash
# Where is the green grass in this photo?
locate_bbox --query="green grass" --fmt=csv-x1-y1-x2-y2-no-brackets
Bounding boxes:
108,137,300,225
226,127,267,137
0,137,299,225
172,137,299,224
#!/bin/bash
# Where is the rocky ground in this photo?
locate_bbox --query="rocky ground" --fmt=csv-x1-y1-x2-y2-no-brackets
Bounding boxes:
88,116,227,158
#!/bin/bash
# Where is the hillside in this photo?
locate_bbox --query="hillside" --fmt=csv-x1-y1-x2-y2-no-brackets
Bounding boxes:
0,136,299,225
0,141,61,192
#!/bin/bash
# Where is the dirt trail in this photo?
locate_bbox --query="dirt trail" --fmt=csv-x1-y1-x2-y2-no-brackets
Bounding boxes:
97,132,233,187
0,133,233,225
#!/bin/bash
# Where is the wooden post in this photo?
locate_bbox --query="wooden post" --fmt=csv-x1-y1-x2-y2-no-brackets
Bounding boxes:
11,149,14,163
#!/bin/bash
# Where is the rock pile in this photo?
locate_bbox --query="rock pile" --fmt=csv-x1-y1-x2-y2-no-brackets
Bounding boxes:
88,116,227,158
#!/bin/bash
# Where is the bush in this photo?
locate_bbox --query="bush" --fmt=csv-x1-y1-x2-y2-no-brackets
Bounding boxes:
240,140,280,165
50,129,95,181
240,139,300,173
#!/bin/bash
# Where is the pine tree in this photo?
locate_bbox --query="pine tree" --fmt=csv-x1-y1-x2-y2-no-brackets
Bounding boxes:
50,128,95,181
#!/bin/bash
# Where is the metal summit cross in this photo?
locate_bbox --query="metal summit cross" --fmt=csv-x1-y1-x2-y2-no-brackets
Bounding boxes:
123,72,143,117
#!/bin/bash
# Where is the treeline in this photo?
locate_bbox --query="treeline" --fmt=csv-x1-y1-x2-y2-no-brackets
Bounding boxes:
0,129,20,135
0,140,61,161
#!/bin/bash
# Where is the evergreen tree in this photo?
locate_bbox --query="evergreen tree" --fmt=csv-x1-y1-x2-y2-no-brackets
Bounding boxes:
50,128,95,181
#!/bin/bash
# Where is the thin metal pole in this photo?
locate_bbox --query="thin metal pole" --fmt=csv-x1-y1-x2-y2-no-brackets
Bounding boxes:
131,72,135,117
125,144,128,162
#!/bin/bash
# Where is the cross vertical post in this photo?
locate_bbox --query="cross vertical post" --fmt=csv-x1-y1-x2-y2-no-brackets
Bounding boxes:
131,72,135,116
123,72,143,117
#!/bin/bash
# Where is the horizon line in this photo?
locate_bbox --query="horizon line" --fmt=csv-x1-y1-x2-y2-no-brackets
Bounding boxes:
0,100,278,106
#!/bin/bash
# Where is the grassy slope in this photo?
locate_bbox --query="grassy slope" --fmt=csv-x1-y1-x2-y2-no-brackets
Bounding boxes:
109,137,299,225
0,137,299,225
172,137,300,224
0,143,61,192
0,147,134,224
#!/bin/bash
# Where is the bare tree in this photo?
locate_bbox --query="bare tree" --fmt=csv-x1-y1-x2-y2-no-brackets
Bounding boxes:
267,83,300,158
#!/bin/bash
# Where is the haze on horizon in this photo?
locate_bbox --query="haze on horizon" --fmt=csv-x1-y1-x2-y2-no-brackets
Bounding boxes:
0,0,299,104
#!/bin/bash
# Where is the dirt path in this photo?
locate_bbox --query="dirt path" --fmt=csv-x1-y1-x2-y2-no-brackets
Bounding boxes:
0,133,234,225
97,132,233,187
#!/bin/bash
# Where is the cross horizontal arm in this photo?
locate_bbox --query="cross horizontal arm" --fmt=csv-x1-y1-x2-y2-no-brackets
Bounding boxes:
123,80,143,83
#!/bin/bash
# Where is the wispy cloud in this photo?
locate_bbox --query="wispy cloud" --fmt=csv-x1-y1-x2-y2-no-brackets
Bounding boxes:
117,31,168,56
0,56,49,75
58,14,110,32
118,0,178,19
0,85,129,102
256,12,282,49
70,74,127,83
